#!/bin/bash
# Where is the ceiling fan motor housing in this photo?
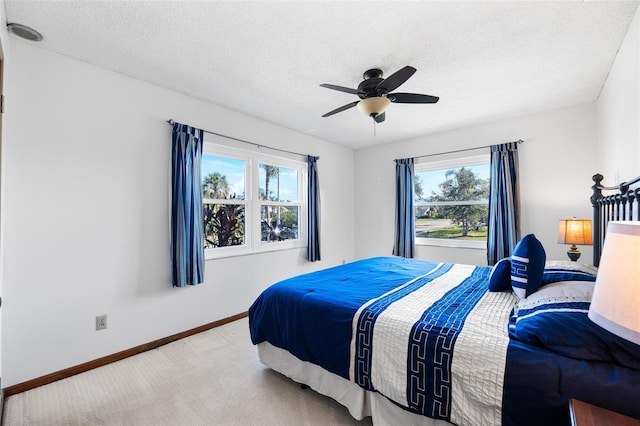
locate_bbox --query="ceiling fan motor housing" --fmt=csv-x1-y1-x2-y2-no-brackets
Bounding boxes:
358,68,385,99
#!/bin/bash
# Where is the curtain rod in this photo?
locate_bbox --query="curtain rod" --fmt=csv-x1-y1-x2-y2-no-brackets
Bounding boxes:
394,139,524,162
167,119,318,160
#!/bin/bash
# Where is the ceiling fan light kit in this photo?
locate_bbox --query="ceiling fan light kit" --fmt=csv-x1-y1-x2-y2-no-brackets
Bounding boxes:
320,65,439,124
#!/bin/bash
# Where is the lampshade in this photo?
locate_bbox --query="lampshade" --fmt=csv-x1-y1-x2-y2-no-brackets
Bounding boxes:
588,221,640,345
357,97,391,117
558,219,593,245
558,218,593,261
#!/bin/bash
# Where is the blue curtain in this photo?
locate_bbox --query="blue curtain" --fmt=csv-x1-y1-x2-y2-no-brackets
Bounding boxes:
307,155,321,262
171,122,205,287
393,158,415,258
487,142,520,265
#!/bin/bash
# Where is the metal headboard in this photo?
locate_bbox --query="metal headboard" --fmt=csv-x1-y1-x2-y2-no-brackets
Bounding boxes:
591,173,640,266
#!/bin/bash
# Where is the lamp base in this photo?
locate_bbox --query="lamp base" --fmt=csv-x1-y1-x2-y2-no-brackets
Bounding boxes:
567,245,581,262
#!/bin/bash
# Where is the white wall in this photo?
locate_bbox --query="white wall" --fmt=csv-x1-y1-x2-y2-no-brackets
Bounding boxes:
0,41,354,386
0,0,9,386
354,103,598,266
597,6,640,181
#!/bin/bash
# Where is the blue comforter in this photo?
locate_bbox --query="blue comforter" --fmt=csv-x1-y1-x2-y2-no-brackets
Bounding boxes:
250,257,441,379
249,257,640,425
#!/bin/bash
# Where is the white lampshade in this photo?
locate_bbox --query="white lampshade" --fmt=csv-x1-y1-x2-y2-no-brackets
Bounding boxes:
558,218,593,261
588,221,640,344
557,219,593,245
357,97,391,117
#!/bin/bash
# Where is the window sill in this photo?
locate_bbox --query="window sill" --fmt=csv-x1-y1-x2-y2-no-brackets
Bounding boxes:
204,241,306,260
416,238,487,250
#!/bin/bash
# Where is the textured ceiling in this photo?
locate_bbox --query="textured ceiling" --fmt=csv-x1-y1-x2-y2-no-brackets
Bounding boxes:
4,1,639,149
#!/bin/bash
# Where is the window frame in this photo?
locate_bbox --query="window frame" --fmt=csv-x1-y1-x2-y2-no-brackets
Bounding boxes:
202,142,307,260
414,153,490,250
201,144,252,258
253,156,307,253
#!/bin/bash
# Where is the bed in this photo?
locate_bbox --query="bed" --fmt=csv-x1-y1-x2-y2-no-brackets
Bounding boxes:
248,174,640,425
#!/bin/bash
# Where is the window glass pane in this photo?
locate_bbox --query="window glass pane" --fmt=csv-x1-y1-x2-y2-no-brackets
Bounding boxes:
204,204,245,248
202,154,245,200
415,164,489,241
259,165,298,202
261,205,299,242
415,205,488,240
415,164,489,202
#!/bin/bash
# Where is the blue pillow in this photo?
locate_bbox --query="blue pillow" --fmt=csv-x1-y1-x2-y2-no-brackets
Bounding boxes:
510,234,546,298
508,281,640,370
488,257,511,291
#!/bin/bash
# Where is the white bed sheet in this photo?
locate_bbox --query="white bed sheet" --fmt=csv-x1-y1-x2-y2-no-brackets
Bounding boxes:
257,342,448,426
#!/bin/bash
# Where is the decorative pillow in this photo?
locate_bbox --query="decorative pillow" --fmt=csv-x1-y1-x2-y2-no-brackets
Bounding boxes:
488,257,512,292
544,260,598,275
510,234,546,298
541,260,597,286
508,281,640,370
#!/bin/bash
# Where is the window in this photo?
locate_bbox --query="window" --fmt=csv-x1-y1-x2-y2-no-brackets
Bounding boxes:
259,163,300,243
202,143,306,258
414,154,490,249
202,153,247,250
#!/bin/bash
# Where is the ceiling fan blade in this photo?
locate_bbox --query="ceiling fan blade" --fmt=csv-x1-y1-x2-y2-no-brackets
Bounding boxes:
389,93,439,104
322,101,360,117
320,83,360,95
376,66,416,93
374,111,386,123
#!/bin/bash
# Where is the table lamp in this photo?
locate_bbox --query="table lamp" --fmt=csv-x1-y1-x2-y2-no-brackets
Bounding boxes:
558,218,593,261
588,221,640,345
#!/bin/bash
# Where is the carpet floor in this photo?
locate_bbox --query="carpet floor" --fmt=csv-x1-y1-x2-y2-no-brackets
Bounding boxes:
2,317,372,425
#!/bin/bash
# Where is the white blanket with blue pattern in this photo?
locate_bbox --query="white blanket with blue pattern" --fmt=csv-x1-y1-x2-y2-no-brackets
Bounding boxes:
348,263,514,425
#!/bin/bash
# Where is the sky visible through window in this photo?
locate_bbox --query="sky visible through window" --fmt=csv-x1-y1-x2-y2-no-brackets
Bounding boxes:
202,154,298,201
259,166,298,202
417,163,490,200
202,154,245,197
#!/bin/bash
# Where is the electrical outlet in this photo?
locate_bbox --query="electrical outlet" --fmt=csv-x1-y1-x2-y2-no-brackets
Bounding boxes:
96,314,107,331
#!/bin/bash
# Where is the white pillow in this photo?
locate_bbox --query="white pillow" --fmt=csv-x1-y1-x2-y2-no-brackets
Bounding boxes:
544,260,598,275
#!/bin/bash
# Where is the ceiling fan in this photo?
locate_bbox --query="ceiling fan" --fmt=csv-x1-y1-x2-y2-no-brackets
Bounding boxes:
320,66,439,123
